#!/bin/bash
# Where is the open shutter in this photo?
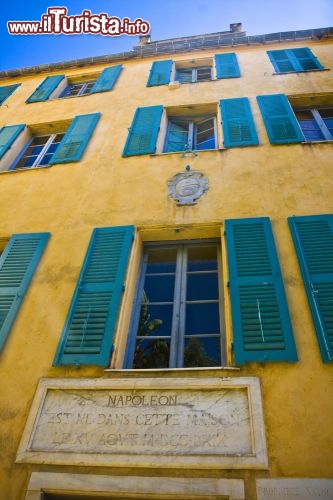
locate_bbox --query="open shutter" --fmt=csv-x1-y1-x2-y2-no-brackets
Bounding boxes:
0,124,25,160
123,105,163,156
147,60,173,86
288,215,333,363
90,65,122,93
225,217,297,364
0,84,20,105
49,112,100,164
26,75,65,103
54,226,134,366
0,233,50,352
257,94,304,144
215,53,240,78
220,97,258,147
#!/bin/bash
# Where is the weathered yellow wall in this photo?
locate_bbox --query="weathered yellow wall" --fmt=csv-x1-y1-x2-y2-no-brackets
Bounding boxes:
0,38,332,499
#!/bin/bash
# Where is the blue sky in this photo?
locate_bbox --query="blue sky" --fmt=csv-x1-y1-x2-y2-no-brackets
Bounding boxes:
1,0,333,71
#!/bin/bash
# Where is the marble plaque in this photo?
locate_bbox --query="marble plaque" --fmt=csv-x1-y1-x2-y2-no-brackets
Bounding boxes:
16,377,268,469
257,479,333,500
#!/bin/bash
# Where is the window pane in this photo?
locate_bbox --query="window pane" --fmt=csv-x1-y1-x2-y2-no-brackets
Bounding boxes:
164,120,190,152
133,337,170,369
185,302,220,335
137,300,172,338
319,109,333,137
184,336,221,367
187,245,217,271
196,67,212,81
146,248,177,273
176,69,193,83
295,110,325,141
187,272,219,301
144,274,175,302
195,117,215,149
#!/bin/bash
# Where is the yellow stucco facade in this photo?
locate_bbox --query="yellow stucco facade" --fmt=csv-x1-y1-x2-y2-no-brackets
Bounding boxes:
0,26,332,500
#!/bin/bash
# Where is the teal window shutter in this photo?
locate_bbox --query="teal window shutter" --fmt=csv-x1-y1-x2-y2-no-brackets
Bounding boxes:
215,53,240,78
220,97,259,147
90,65,123,93
0,233,50,352
257,94,304,144
288,215,333,363
54,225,134,367
225,217,297,364
291,48,324,71
49,112,101,164
267,48,324,73
0,84,21,106
147,60,173,86
267,50,295,73
26,75,65,103
0,124,25,160
123,105,163,156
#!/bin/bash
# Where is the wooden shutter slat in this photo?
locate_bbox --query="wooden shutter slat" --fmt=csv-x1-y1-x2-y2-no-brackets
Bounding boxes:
220,97,259,147
288,215,333,363
147,60,173,86
49,112,100,164
26,75,65,103
122,106,163,156
90,65,122,93
0,233,50,352
226,217,297,364
257,94,304,144
54,226,134,366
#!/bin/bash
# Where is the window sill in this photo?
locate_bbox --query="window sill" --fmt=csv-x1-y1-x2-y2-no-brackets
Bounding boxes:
273,68,329,75
150,148,225,157
105,366,240,376
301,140,333,144
0,165,52,174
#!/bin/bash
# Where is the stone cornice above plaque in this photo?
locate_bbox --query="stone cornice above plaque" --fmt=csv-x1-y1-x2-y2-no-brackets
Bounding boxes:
16,376,268,470
168,168,209,205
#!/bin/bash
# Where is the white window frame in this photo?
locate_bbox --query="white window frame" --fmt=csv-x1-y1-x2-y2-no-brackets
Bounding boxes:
10,133,64,170
124,239,226,370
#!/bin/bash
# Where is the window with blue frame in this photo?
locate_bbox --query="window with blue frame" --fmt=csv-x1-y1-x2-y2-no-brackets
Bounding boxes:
164,115,217,153
294,108,333,142
125,241,225,369
12,133,65,170
0,113,100,171
59,80,96,98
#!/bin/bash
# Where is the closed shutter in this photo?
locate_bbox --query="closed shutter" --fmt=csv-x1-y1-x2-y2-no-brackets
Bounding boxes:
220,97,258,147
0,233,50,352
49,112,100,164
267,50,295,73
291,48,324,71
147,60,173,86
288,215,333,363
54,226,134,366
0,124,25,160
0,84,20,105
215,53,240,78
267,48,323,73
90,65,122,93
26,75,65,103
123,105,163,156
225,217,297,364
257,94,304,144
